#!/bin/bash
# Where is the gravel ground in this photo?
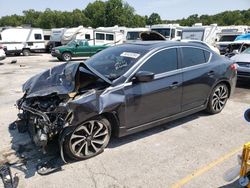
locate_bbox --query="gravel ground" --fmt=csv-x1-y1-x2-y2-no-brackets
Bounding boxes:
0,54,250,188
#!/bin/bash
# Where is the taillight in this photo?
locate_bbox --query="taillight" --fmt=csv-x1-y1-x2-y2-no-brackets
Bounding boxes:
230,63,237,71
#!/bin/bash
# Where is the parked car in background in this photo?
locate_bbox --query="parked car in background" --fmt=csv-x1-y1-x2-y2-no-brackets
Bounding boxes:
231,47,250,79
17,41,237,161
51,39,109,61
0,45,6,60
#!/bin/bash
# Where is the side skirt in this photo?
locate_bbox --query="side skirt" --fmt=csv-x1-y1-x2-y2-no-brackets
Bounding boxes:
118,105,206,137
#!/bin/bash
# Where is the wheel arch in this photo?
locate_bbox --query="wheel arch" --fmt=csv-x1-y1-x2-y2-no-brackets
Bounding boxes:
214,80,232,97
100,111,120,137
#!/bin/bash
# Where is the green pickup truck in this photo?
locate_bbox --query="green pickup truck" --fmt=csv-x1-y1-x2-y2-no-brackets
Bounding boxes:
51,39,109,61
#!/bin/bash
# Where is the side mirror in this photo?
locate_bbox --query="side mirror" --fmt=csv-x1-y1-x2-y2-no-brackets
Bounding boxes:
133,71,154,83
76,43,79,47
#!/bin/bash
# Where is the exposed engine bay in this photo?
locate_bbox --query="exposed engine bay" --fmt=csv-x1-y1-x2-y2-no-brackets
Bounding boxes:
16,62,110,159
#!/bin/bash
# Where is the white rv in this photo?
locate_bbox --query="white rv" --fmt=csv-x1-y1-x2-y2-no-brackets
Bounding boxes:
123,28,150,42
151,24,183,40
48,28,67,51
0,28,45,56
216,26,249,54
61,26,124,46
181,23,219,47
92,30,123,45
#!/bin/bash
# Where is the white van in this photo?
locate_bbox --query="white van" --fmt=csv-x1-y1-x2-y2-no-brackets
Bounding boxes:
0,28,45,56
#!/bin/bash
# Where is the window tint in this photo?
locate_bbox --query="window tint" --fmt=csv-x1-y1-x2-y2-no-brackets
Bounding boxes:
177,31,182,37
44,35,50,40
85,34,90,40
204,50,210,62
0,34,2,40
139,48,178,74
96,33,105,40
106,34,114,41
79,41,85,46
182,47,210,68
34,34,42,40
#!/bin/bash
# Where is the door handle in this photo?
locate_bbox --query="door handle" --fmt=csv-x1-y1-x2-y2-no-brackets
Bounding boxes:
207,70,215,76
170,81,180,89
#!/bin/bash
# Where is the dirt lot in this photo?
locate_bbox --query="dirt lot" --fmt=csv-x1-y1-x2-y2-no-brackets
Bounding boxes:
0,54,250,188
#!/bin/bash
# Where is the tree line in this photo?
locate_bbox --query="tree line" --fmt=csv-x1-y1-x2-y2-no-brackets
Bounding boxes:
0,0,249,29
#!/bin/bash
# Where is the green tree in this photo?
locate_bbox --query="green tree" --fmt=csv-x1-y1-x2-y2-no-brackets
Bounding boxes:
84,1,106,27
23,9,41,27
146,13,162,25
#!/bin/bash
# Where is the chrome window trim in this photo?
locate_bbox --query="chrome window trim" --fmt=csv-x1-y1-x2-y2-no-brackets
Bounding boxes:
124,45,212,83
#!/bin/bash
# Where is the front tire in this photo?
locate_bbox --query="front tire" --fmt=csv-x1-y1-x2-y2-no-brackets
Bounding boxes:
62,52,72,61
63,117,111,161
206,83,229,114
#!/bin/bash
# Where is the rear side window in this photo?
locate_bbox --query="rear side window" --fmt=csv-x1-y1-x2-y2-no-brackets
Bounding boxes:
139,48,178,74
34,34,42,40
96,33,105,40
182,47,210,68
204,50,210,62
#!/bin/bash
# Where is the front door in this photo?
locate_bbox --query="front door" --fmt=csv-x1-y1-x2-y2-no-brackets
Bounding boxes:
124,48,182,129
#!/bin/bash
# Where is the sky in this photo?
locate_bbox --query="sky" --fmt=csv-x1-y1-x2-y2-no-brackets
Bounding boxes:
0,0,249,20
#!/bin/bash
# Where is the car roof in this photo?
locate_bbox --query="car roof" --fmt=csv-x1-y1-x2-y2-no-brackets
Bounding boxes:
124,40,210,51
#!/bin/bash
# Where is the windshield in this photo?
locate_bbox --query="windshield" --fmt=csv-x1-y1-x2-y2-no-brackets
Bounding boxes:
85,45,148,81
242,47,250,54
67,40,77,47
219,35,238,42
151,28,170,38
126,32,141,40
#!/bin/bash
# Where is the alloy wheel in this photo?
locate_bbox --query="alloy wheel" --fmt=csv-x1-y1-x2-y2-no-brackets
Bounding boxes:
211,85,228,112
63,53,71,61
69,120,110,158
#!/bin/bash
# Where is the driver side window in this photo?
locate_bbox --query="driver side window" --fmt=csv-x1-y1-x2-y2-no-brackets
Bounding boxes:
139,48,178,74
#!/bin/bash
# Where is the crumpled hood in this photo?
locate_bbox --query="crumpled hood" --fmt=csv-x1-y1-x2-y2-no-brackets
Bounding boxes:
22,62,109,98
23,63,78,98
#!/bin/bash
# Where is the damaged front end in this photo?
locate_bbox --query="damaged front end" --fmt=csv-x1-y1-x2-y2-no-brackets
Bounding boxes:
15,62,110,160
16,94,69,150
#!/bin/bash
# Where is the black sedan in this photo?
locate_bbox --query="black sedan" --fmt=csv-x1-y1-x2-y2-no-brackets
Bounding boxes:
16,41,237,161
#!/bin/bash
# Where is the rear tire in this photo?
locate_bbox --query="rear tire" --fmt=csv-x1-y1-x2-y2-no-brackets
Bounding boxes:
22,49,31,56
206,83,229,114
63,116,111,161
62,52,72,61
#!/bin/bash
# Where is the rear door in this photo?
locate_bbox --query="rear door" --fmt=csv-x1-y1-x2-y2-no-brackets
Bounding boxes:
180,47,215,111
124,48,183,128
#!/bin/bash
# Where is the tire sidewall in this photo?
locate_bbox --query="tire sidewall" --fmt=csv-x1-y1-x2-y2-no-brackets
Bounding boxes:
62,52,71,61
63,117,111,161
207,83,229,114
